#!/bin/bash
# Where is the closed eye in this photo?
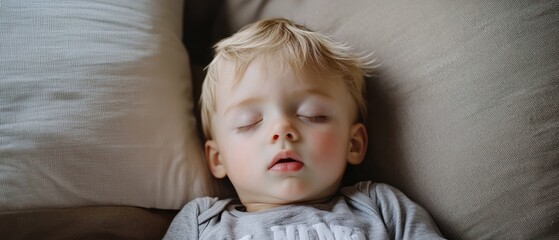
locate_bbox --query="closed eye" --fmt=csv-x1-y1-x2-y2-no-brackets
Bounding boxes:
236,120,262,133
299,115,329,123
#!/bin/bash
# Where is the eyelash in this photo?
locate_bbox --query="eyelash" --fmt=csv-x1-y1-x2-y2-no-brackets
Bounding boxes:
300,115,329,123
236,121,262,133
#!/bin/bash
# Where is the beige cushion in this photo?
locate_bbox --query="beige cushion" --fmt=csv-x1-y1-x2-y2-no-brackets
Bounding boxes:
214,0,559,239
0,0,212,210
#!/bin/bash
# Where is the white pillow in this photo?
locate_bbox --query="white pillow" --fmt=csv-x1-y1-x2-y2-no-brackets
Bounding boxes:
0,0,212,210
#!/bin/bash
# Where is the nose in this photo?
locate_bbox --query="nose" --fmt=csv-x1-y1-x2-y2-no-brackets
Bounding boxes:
271,119,299,143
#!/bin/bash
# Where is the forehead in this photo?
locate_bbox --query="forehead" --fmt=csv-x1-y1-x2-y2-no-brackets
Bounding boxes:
216,57,342,92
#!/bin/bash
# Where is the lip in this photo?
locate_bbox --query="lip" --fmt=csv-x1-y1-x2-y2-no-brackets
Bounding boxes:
268,150,304,171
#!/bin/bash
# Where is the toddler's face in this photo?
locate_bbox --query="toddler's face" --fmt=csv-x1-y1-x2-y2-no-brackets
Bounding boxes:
206,59,366,211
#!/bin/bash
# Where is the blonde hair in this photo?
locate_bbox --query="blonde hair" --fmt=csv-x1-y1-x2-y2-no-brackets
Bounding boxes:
200,18,373,139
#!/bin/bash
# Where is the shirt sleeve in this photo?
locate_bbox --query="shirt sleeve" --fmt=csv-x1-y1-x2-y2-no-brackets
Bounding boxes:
354,181,446,239
163,197,217,240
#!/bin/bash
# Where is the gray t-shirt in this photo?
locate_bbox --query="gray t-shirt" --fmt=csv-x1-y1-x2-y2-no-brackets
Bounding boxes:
164,181,445,239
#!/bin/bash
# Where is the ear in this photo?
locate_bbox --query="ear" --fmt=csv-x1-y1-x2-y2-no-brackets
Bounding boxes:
205,140,227,178
347,123,368,165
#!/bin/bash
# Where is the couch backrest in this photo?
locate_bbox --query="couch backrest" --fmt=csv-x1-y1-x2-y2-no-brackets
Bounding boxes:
186,1,559,239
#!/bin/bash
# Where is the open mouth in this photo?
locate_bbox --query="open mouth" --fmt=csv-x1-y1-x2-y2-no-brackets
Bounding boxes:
276,158,298,164
269,152,304,172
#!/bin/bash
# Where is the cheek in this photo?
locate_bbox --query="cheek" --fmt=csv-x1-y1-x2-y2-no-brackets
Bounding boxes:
221,139,255,174
308,130,346,157
215,128,252,164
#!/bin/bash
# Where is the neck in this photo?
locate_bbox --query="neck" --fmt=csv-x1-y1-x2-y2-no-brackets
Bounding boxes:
241,195,336,212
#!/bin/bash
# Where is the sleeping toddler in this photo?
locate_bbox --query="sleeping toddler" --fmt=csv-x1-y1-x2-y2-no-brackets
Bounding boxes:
164,18,445,240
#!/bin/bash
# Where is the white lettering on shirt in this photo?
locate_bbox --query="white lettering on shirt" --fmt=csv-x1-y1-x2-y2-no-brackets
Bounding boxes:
267,223,365,240
271,224,310,240
239,235,252,240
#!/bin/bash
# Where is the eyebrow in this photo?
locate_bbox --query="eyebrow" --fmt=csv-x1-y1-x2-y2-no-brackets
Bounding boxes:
224,97,266,116
293,88,334,100
223,88,335,116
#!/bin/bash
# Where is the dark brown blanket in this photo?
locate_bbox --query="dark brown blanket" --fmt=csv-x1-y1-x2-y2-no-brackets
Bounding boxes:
0,207,177,240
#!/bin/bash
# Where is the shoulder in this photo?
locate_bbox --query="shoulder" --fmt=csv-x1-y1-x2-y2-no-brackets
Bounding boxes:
178,197,219,212
343,182,445,237
344,181,432,220
165,197,233,239
175,197,233,222
341,181,415,210
342,181,403,198
338,181,412,221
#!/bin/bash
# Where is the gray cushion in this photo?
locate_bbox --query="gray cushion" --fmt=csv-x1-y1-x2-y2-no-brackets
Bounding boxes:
217,0,559,239
0,0,212,210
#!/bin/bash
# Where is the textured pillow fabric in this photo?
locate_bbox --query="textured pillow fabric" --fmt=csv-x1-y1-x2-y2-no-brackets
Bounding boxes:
216,0,559,239
0,0,212,210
